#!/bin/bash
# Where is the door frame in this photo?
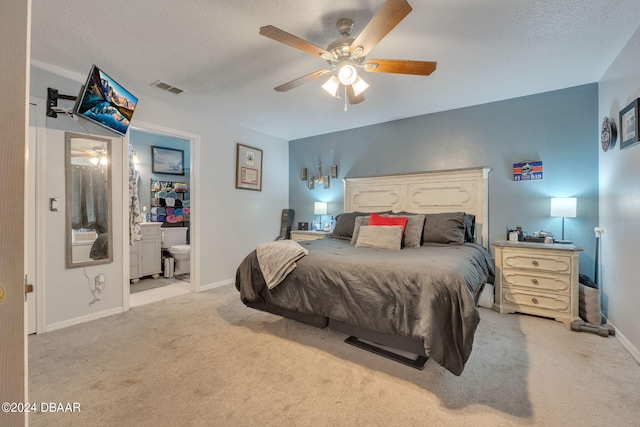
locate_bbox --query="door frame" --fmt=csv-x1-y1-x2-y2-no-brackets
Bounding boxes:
122,120,201,311
29,97,47,334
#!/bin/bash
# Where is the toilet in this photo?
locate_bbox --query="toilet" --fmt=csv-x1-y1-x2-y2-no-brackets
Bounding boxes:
161,227,190,275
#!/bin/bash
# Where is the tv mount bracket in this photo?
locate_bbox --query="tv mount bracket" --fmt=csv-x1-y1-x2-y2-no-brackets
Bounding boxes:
46,87,77,118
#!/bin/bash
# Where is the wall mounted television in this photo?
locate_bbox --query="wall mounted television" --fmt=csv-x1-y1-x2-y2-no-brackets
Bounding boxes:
75,65,138,136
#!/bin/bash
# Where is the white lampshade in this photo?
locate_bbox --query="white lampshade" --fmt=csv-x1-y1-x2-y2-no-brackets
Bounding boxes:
338,63,358,85
352,75,369,96
550,197,577,218
314,201,328,215
321,76,340,98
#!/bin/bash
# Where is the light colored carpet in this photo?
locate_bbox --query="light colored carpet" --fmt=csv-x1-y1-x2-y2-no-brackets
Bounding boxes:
29,284,640,426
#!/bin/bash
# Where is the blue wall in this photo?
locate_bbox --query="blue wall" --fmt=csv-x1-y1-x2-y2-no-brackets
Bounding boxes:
289,84,599,275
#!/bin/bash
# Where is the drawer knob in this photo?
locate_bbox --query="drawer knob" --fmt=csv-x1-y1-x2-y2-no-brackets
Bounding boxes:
532,260,539,266
532,278,539,285
532,297,539,304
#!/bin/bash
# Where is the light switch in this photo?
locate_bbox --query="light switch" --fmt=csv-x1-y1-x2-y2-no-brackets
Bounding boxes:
50,198,60,212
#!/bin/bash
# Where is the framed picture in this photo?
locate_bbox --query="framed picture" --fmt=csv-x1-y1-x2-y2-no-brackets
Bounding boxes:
620,99,639,149
330,165,338,178
300,167,307,181
235,143,263,191
307,176,314,189
323,175,330,189
152,146,184,175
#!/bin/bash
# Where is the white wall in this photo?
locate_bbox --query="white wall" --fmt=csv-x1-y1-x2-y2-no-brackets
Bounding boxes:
598,26,640,358
31,64,289,330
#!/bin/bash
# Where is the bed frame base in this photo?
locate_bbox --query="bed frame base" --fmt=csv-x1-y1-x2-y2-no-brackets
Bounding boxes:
344,336,428,370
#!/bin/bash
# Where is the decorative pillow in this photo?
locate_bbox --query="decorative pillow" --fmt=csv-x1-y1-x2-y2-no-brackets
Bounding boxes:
330,212,371,240
355,226,403,250
464,214,476,243
350,216,370,245
330,211,390,240
422,212,466,244
369,213,408,232
386,214,425,248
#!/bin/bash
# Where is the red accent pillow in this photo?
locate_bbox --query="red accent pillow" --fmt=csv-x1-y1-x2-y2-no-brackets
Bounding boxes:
368,213,408,233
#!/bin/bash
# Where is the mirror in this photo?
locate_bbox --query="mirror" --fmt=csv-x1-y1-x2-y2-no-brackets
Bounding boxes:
65,132,113,268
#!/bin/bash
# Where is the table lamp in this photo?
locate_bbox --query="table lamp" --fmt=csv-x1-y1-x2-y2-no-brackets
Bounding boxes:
550,197,577,244
314,202,328,231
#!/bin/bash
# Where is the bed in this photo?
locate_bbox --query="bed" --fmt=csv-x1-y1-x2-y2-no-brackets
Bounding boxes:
235,167,493,375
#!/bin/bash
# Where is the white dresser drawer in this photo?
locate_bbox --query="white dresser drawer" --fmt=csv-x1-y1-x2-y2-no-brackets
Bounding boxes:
502,269,571,293
503,250,572,274
503,289,571,313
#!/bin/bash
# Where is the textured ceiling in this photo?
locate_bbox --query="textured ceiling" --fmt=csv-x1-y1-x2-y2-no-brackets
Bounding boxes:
31,0,640,141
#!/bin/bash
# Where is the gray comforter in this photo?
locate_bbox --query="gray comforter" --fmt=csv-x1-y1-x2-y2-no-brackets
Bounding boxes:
236,237,494,375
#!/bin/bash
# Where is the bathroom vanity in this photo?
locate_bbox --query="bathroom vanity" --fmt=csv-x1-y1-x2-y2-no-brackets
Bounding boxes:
130,222,162,283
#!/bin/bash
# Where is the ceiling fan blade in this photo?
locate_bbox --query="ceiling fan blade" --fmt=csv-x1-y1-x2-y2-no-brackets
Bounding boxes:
260,25,333,59
363,59,437,76
350,0,412,57
346,85,365,105
274,69,333,92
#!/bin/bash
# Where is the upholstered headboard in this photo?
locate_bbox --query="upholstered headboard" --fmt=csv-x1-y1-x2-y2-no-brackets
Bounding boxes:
344,167,491,247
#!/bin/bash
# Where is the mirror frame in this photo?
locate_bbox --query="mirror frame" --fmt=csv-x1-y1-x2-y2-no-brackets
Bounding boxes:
65,132,113,268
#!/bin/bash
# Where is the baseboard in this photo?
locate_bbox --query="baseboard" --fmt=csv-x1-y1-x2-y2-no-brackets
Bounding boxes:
44,307,124,333
197,278,234,292
608,320,640,365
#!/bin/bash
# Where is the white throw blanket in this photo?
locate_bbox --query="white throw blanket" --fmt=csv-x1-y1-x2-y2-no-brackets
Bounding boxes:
256,240,308,289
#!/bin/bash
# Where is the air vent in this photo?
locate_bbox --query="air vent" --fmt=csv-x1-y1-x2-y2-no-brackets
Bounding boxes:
151,80,184,95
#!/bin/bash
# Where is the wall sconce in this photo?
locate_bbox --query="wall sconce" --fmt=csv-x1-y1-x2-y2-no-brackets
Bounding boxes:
300,167,307,181
550,197,577,244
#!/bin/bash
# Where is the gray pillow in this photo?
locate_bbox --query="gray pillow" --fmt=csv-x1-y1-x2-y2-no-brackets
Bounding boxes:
422,212,466,244
330,212,370,240
355,226,403,250
385,214,425,248
350,216,370,244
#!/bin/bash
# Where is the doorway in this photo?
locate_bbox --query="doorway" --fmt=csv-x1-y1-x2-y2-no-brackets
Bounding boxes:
124,122,200,308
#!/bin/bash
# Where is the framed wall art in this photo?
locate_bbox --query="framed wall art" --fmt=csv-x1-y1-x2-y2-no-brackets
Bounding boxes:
619,99,639,149
235,143,263,191
152,146,184,175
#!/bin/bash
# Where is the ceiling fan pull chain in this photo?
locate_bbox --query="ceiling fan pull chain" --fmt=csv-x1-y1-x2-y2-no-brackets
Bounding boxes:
344,85,348,111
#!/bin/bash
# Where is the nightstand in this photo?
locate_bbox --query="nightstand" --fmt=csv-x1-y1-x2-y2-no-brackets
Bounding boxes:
290,230,329,242
492,240,583,325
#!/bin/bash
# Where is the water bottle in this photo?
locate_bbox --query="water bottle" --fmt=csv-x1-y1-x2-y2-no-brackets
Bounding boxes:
329,216,335,233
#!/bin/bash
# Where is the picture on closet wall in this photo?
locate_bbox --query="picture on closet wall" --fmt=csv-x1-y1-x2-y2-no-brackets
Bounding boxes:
152,146,184,175
620,98,639,149
235,142,263,191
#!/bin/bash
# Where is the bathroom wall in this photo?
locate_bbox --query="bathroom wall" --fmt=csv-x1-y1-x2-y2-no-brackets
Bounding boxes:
129,129,191,222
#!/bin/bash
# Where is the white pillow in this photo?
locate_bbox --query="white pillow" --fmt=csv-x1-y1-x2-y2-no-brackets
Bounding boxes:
355,226,403,250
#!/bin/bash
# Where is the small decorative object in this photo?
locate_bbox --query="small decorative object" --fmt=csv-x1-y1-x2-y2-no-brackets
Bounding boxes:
600,116,617,152
330,165,338,178
298,222,309,230
619,99,639,149
323,175,330,189
235,142,263,191
300,167,307,181
513,161,542,181
152,146,184,175
307,176,314,189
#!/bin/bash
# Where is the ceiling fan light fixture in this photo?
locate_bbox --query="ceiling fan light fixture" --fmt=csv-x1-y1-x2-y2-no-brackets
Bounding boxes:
321,76,340,98
338,63,358,85
352,76,369,97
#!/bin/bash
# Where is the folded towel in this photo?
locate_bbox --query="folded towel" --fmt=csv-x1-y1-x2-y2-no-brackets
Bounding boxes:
165,197,175,207
151,214,158,222
174,199,182,207
151,207,158,215
150,198,160,207
158,207,166,215
157,190,168,199
183,214,190,221
173,208,183,216
174,215,184,222
182,200,190,207
166,214,177,223
168,191,178,199
256,240,308,289
165,207,175,215
182,207,190,214
158,214,166,222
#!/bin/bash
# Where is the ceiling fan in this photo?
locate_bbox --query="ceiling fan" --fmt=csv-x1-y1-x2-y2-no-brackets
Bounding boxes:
260,0,437,107
71,146,108,166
